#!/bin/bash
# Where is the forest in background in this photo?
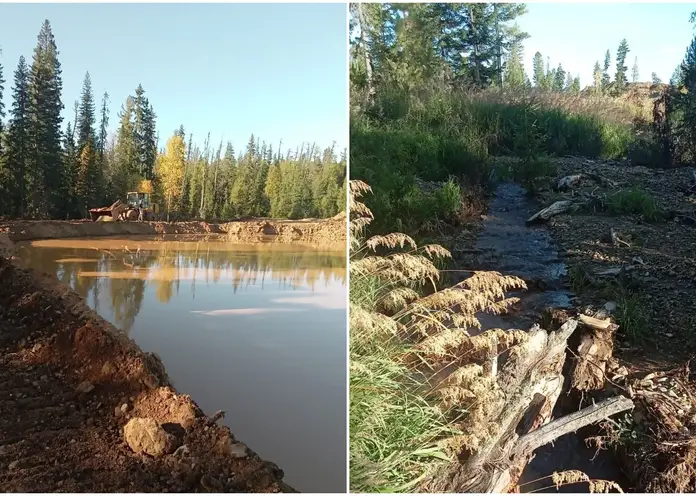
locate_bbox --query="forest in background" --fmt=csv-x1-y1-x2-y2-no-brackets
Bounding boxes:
349,3,696,235
0,20,346,221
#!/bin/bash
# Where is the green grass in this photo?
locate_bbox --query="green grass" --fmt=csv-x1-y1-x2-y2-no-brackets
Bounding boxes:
351,85,637,235
606,187,662,221
350,274,454,493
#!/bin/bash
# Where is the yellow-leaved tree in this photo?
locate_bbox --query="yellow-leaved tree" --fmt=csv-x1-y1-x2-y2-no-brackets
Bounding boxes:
156,134,185,221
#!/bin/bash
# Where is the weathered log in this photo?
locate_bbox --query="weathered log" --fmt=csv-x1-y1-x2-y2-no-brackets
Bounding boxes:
516,396,634,455
527,201,576,224
578,314,618,332
557,174,583,191
571,317,617,391
424,320,578,493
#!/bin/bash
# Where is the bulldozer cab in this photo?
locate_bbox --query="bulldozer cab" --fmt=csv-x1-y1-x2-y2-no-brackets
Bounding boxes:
126,192,150,209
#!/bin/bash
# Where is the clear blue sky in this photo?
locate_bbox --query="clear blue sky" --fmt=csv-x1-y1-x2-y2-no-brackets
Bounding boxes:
0,3,348,154
519,3,695,87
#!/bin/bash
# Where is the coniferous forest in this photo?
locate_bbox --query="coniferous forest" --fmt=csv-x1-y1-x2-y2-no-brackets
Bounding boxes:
0,20,346,221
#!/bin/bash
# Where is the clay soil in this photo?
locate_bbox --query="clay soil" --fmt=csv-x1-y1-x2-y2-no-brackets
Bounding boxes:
0,214,346,246
0,248,295,492
536,157,696,492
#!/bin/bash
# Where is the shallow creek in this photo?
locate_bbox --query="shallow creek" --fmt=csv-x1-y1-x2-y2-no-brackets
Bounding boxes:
469,183,628,493
17,234,347,493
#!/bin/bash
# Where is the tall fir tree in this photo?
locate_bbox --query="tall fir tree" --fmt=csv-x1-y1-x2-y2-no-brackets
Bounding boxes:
552,63,566,92
4,56,30,217
615,39,630,92
75,72,98,214
503,40,525,89
601,49,611,90
593,61,602,93
532,51,545,88
28,20,65,218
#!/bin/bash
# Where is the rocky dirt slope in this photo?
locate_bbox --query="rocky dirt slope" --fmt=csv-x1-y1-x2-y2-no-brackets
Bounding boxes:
0,252,293,492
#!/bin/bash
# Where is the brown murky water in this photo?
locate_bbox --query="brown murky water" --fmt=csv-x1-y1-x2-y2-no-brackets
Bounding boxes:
17,234,347,493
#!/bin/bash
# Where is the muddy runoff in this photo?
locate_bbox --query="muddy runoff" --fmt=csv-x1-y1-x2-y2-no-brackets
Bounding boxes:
0,217,346,493
440,182,631,493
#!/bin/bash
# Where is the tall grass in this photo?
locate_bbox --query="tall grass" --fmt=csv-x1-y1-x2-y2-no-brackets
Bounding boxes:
351,85,640,234
349,180,527,492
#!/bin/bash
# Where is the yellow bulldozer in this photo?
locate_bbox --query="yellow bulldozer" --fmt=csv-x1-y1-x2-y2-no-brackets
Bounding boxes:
89,192,160,222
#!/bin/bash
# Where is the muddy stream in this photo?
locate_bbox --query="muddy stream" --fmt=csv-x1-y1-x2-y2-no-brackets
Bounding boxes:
469,183,629,493
16,234,347,493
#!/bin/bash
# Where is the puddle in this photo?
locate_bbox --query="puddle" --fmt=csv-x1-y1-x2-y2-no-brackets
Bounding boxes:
17,234,347,493
467,183,628,492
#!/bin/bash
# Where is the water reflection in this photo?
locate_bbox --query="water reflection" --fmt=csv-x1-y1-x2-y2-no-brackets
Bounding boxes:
17,235,347,493
19,235,346,333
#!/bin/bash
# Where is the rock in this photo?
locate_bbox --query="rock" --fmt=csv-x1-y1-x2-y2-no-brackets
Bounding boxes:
123,418,177,457
8,460,19,470
604,301,617,313
229,442,248,459
76,380,94,394
120,403,129,414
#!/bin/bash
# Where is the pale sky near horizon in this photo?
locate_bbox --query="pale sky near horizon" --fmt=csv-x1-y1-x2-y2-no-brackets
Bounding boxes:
518,3,695,87
0,3,348,154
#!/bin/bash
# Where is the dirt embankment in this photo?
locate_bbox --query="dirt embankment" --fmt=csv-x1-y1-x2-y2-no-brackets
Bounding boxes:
0,239,298,491
0,215,346,246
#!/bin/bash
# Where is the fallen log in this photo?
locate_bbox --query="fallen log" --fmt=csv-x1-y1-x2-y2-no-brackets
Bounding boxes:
422,318,636,493
527,201,577,224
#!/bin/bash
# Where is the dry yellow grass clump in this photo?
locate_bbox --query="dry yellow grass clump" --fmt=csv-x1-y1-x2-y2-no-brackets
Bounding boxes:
349,179,534,491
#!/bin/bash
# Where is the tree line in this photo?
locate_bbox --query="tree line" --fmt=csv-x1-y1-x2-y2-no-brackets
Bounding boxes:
0,20,346,221
350,4,655,97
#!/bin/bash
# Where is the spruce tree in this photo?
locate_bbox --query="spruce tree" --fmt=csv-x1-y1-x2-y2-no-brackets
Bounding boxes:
564,72,573,92
615,39,630,92
5,56,30,217
503,40,525,89
532,51,545,88
593,61,602,93
0,56,6,215
75,72,99,214
602,49,611,90
552,63,566,92
28,20,65,218
97,92,109,160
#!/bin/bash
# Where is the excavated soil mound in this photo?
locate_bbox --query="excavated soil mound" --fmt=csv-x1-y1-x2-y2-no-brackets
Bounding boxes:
0,254,292,492
0,217,346,245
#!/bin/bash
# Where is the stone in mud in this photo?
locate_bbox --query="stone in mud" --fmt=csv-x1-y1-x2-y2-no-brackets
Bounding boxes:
76,380,94,394
123,417,177,457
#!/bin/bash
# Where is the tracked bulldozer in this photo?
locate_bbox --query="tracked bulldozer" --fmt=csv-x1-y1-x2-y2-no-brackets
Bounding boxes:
88,192,159,222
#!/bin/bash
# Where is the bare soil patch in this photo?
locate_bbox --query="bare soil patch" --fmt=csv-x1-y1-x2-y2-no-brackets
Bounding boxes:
537,157,696,492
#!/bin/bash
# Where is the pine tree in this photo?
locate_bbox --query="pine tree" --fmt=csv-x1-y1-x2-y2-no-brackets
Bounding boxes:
631,56,639,83
0,55,6,215
615,39,630,92
503,40,525,89
602,49,611,90
5,56,30,217
593,61,602,93
113,96,137,198
552,63,566,92
97,92,109,160
28,20,65,218
564,72,573,92
532,51,545,88
652,72,662,85
571,76,581,94
75,72,98,214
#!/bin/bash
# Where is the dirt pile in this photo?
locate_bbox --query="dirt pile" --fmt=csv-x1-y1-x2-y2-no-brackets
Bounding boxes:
222,215,346,245
0,253,293,492
0,216,346,245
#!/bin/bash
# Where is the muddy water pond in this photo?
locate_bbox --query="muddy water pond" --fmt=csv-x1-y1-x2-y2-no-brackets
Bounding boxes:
17,234,347,493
